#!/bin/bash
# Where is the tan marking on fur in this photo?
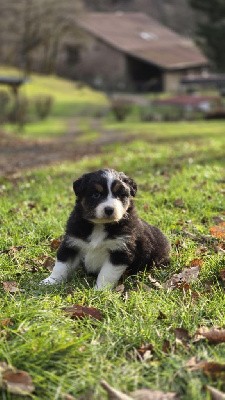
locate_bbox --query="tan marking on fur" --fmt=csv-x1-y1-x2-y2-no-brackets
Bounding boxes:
112,181,122,193
94,183,104,192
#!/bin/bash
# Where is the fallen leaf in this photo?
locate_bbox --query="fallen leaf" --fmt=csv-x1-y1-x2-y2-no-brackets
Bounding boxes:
101,380,179,400
63,305,103,321
101,380,133,400
186,358,225,377
210,222,225,239
157,311,166,320
42,256,55,271
174,328,190,345
2,281,20,293
0,318,13,327
212,216,224,225
207,385,225,400
195,327,225,344
162,339,171,354
220,270,225,282
50,238,61,250
173,198,185,208
24,201,36,210
164,266,200,290
215,243,225,255
136,343,154,361
189,258,203,268
2,369,35,395
62,393,77,400
148,275,163,289
115,284,125,294
196,246,208,255
143,203,150,212
131,389,179,400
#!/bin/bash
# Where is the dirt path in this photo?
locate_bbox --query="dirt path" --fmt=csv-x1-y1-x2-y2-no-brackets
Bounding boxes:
0,120,131,177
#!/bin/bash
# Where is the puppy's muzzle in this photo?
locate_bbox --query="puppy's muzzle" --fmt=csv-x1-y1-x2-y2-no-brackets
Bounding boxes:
104,206,114,217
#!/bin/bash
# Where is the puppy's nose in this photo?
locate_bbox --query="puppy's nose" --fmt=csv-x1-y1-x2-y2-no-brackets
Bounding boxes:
104,206,114,216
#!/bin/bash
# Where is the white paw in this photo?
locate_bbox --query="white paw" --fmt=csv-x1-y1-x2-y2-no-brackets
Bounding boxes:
40,277,59,285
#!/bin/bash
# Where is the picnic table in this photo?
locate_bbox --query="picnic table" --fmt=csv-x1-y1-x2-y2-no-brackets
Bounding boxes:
0,76,28,96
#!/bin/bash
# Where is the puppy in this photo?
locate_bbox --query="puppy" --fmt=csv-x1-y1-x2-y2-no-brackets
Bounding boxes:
41,169,170,289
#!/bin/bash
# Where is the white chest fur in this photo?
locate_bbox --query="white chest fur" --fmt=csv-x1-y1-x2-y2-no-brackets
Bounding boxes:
66,225,128,273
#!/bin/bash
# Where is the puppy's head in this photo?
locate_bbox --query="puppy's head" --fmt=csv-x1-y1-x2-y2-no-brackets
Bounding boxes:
73,169,137,223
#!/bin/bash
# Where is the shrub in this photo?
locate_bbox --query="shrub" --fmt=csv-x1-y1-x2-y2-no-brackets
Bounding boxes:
34,96,53,120
8,95,29,127
110,98,132,121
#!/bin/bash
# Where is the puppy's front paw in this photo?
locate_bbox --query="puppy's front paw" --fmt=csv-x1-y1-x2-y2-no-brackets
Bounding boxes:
40,277,59,285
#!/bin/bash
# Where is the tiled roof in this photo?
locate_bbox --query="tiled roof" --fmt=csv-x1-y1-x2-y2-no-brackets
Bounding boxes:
75,12,208,70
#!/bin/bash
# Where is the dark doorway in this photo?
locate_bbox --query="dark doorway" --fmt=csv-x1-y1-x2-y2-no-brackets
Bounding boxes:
126,55,163,92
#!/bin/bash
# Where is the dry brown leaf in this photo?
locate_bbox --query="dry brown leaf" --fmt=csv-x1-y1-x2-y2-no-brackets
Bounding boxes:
189,258,203,268
164,266,200,290
174,328,190,345
186,358,225,377
196,246,208,255
63,305,103,321
136,343,154,361
207,385,225,400
148,275,163,289
162,339,171,354
101,380,179,400
157,311,167,320
210,222,225,239
0,318,13,327
131,389,179,400
115,284,125,294
2,369,35,395
101,380,133,400
143,203,150,212
42,256,55,271
215,243,225,255
61,393,77,400
50,238,61,250
195,327,225,344
173,198,185,208
220,270,225,282
2,281,20,293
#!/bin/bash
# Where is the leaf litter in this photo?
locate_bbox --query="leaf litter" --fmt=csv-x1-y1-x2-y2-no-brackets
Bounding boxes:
194,327,225,344
206,385,225,400
163,266,200,290
101,380,179,400
63,305,103,321
0,361,34,395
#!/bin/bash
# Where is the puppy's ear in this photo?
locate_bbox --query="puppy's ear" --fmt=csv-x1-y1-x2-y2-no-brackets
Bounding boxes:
73,174,87,197
119,172,137,197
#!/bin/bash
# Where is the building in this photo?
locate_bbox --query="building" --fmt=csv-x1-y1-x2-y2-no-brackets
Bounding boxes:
59,12,208,92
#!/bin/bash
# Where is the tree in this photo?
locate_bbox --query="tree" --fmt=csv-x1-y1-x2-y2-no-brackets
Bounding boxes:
189,0,225,71
0,0,83,74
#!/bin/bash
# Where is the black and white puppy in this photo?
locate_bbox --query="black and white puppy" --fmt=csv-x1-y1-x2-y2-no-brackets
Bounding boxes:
41,169,170,289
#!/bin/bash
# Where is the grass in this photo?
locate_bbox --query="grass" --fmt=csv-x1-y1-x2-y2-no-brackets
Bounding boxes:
0,65,108,138
1,118,225,399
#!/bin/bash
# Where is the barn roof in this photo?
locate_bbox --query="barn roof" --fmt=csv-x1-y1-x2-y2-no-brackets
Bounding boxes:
75,12,208,70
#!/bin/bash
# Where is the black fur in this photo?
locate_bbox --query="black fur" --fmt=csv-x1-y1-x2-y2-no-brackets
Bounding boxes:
57,169,170,278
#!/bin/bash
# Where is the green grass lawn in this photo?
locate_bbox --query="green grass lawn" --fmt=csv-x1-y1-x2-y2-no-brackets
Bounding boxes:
1,118,225,399
0,66,108,138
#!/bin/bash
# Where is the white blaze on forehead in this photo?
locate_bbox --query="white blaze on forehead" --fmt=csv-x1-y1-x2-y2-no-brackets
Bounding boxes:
95,170,126,222
102,170,115,195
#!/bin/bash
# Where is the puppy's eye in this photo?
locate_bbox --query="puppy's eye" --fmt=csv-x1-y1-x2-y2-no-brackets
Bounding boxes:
92,192,101,199
115,190,127,198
